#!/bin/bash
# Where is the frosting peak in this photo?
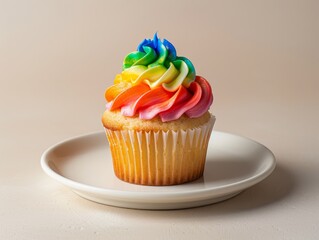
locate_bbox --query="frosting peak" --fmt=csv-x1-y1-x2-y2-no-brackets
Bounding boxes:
105,33,213,122
118,33,196,92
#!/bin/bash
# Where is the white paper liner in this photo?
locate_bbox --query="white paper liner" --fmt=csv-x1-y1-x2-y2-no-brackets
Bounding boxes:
105,116,215,186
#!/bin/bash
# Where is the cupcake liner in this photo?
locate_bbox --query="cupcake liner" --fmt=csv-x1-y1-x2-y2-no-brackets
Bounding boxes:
105,116,215,186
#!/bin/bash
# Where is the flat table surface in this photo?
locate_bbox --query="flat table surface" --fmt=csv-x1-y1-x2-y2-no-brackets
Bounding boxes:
1,1,318,239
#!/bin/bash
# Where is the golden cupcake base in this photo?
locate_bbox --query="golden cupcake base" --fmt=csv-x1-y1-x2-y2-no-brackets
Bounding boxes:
105,117,215,186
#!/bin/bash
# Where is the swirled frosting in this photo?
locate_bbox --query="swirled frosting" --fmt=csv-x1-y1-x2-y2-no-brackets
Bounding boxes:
105,33,213,122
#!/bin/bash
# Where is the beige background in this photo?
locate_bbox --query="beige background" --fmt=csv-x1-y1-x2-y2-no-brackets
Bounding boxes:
1,0,319,239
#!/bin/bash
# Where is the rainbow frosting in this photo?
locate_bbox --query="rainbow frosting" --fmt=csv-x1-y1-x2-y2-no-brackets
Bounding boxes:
105,33,213,122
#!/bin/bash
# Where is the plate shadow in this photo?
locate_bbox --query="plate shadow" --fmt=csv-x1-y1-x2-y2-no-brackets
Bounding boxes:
171,161,296,216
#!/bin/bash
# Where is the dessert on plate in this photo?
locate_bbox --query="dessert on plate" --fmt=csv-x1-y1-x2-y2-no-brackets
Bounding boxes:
102,33,215,186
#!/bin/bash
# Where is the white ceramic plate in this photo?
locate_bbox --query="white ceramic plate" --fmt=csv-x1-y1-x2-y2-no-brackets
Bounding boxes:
41,131,276,210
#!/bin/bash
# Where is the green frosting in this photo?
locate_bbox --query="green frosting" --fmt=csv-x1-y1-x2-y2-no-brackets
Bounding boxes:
120,33,196,92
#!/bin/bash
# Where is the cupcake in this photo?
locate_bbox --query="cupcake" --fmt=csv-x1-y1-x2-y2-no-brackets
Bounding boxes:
102,33,215,186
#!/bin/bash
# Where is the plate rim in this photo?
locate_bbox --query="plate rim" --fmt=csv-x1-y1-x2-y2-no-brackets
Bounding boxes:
41,131,276,203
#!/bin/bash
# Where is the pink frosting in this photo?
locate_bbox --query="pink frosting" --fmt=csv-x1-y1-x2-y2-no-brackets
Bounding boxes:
106,76,213,122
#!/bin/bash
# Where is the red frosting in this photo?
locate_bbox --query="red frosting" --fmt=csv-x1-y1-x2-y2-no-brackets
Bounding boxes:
106,76,213,122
